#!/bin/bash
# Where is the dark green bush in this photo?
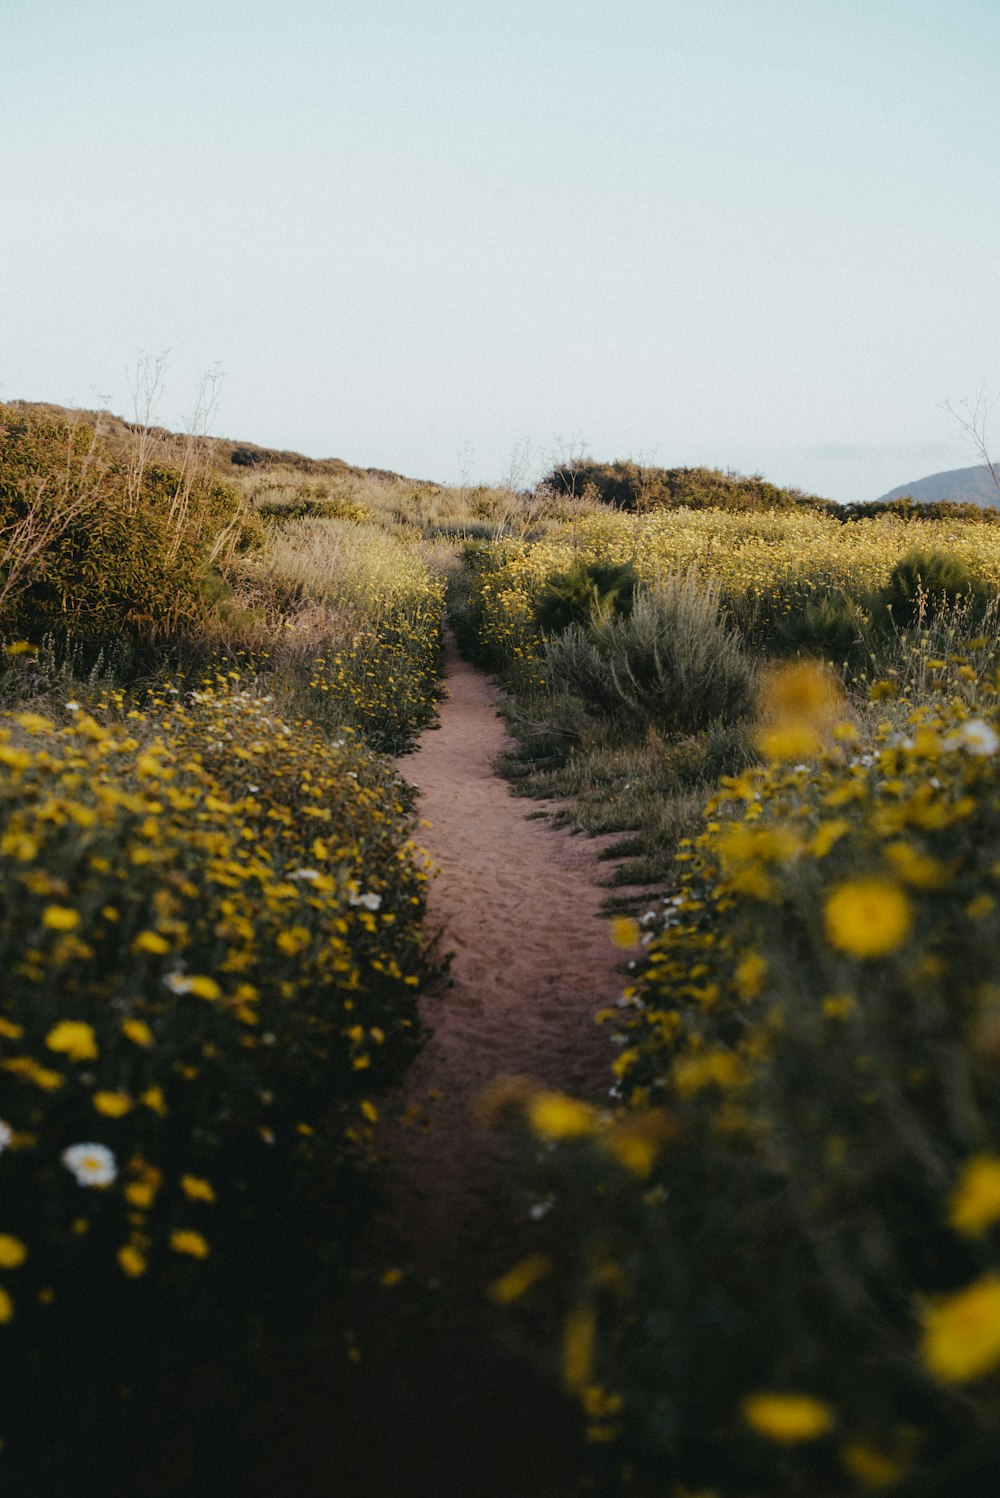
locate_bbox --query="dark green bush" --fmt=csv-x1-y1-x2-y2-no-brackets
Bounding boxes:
544,573,755,737
535,560,639,635
541,460,833,515
728,582,872,667
881,549,984,627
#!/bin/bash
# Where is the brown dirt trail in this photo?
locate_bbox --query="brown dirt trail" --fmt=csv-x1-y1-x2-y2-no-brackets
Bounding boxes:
388,633,626,1276
249,638,635,1498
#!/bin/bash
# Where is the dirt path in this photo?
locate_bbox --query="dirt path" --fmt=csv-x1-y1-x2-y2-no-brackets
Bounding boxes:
387,633,629,1279
248,639,637,1498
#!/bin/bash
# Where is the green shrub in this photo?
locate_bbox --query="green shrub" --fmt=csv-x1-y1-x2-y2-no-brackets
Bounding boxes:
541,460,832,514
0,405,263,652
882,549,984,628
544,574,755,737
535,560,639,635
729,581,873,667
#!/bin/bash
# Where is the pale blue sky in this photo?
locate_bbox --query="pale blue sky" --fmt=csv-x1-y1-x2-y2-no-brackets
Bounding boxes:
2,0,998,499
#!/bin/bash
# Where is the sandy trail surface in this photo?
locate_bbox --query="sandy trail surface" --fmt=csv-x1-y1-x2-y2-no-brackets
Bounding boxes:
386,633,628,1279
251,638,638,1498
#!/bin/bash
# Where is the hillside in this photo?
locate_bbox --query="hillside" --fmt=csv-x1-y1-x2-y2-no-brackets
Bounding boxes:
4,399,428,485
875,461,1000,507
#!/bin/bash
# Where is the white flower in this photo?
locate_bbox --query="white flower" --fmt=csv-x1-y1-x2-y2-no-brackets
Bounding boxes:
959,718,1000,756
65,701,80,713
288,868,320,882
62,1142,117,1187
162,972,193,995
0,1120,12,1153
349,891,382,911
529,1198,555,1221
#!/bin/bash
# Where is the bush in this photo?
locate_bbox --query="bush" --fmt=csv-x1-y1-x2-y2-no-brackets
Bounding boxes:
729,580,873,667
881,549,984,628
544,574,755,738
0,685,434,1484
0,405,263,651
541,460,832,514
497,676,1000,1496
535,560,639,635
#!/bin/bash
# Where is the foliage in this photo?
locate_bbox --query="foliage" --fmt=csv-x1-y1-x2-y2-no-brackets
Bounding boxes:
0,405,263,649
238,518,446,753
495,662,1000,1496
881,548,985,628
543,576,755,738
534,560,639,635
541,459,833,514
0,681,434,1483
838,497,1000,525
463,510,1000,689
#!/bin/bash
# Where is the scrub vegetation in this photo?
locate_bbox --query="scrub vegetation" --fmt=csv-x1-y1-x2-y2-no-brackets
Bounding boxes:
5,403,1000,1495
463,487,1000,1496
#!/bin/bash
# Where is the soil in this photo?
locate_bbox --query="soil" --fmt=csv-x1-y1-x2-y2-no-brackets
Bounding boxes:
243,636,639,1498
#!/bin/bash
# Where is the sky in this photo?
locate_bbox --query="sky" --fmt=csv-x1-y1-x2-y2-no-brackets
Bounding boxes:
2,0,999,501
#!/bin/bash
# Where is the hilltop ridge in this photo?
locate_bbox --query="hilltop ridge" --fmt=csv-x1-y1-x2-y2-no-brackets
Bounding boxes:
875,461,999,508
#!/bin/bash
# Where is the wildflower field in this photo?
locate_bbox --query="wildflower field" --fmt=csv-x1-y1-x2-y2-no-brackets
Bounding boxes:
8,399,1000,1497
463,503,1000,1495
0,404,447,1492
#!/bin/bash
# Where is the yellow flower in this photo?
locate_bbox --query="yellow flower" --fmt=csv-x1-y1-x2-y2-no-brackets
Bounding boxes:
186,976,221,1001
824,878,913,959
673,1049,743,1096
841,1440,908,1489
526,1091,596,1140
0,1287,13,1323
132,931,170,955
948,1156,1000,1239
604,1111,675,1179
563,1304,596,1392
140,1085,168,1116
0,1234,27,1268
920,1274,1000,1383
756,661,842,760
117,1244,147,1278
757,723,823,762
45,1020,98,1062
742,1392,835,1444
734,950,768,1000
125,1181,156,1209
41,905,80,932
488,1253,551,1304
761,660,842,724
170,1229,210,1259
122,1019,154,1048
180,1175,216,1203
610,916,640,949
882,841,949,891
93,1091,133,1118
14,713,55,737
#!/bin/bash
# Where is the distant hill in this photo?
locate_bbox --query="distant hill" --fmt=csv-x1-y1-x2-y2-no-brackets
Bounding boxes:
875,463,1000,508
4,400,428,485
